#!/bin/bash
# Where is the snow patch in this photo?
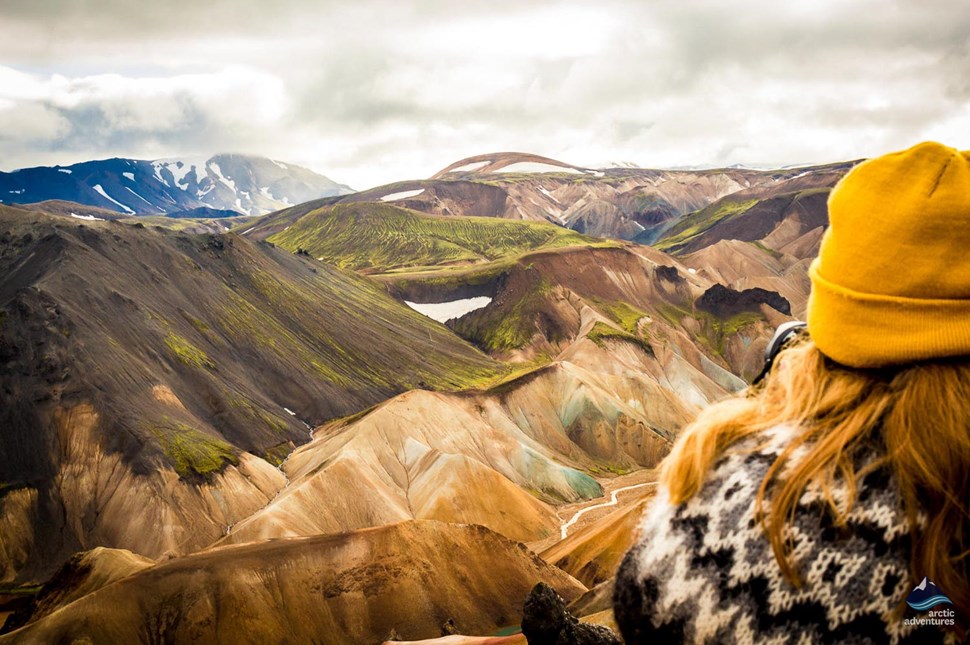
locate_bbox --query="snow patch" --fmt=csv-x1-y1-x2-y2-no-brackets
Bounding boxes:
405,296,492,323
380,188,425,202
538,186,560,204
687,268,697,274
151,161,170,187
495,162,582,174
152,160,207,189
70,212,104,221
58,168,72,175
283,407,296,416
124,186,152,206
447,160,490,173
170,162,194,188
92,184,134,213
122,172,135,181
210,162,237,193
272,160,288,170
241,227,256,235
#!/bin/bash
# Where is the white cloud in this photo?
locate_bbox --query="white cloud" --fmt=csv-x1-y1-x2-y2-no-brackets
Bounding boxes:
0,65,289,166
0,1,968,188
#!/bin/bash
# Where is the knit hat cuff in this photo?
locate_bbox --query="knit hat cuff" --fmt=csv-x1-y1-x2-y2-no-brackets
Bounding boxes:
807,258,970,368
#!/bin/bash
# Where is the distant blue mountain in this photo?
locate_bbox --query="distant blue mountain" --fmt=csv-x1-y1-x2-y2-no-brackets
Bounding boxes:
0,154,353,216
906,577,953,611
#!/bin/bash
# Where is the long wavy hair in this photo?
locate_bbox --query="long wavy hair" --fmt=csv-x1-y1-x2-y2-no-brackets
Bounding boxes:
661,338,970,620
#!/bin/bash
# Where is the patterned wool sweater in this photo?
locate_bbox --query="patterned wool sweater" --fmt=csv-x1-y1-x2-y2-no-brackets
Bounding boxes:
613,425,954,644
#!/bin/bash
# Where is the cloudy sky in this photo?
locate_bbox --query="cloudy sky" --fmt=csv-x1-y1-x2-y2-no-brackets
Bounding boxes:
1,0,968,189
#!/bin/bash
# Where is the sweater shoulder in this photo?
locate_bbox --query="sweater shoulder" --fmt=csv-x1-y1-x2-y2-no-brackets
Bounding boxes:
614,424,939,644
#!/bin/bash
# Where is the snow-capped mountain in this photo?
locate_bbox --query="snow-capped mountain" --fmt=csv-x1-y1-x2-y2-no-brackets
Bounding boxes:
0,154,354,216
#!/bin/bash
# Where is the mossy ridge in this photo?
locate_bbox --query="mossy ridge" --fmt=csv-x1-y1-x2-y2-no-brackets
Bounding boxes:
224,391,290,435
456,354,555,396
124,215,259,232
586,321,654,355
588,297,648,334
453,274,557,352
380,261,513,296
263,442,293,467
696,310,764,357
266,202,597,273
216,259,502,393
471,171,591,186
163,332,214,369
180,309,210,334
216,287,365,388
748,240,783,260
654,198,759,252
150,420,239,482
654,302,691,327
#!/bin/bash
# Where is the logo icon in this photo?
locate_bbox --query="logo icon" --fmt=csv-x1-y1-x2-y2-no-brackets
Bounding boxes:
906,577,953,612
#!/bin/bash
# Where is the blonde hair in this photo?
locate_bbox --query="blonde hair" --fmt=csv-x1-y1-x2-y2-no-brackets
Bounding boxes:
662,338,970,619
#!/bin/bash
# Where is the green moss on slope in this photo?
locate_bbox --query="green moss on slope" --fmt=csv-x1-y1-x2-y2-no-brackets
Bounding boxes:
453,276,556,352
654,198,758,252
588,298,647,334
267,202,599,273
151,422,239,481
164,333,214,369
586,321,653,355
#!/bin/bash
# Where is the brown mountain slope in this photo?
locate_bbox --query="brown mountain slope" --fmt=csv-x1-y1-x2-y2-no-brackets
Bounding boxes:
431,152,596,177
681,239,814,317
542,493,653,588
250,152,844,243
655,166,854,318
0,205,501,581
389,243,785,381
220,309,727,547
15,200,123,221
0,521,586,645
3,547,154,633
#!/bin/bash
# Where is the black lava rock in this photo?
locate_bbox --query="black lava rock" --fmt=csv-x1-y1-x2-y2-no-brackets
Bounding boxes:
522,582,622,645
695,283,791,317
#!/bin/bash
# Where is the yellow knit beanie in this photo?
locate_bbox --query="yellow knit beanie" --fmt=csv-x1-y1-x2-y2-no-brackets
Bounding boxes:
807,141,970,368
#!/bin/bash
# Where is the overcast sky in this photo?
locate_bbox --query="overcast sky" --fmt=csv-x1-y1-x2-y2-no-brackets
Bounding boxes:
1,0,968,189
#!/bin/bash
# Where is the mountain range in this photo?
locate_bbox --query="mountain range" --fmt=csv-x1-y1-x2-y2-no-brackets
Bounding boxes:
0,149,856,643
0,154,353,217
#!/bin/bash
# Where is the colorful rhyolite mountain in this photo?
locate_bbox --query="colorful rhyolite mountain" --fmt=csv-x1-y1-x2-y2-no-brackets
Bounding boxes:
0,150,859,643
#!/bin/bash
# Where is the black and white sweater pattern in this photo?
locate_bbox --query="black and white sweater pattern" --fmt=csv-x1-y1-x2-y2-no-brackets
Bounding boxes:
613,425,953,644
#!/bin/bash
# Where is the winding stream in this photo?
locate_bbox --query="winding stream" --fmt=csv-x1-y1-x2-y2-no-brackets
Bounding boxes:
559,482,657,540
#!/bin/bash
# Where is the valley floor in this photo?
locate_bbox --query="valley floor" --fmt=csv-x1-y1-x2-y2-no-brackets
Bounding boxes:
530,469,658,554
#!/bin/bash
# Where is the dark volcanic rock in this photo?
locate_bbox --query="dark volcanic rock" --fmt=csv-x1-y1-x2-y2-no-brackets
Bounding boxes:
522,582,621,645
654,265,681,283
695,283,791,317
440,618,459,635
